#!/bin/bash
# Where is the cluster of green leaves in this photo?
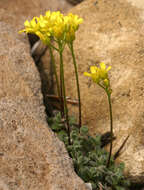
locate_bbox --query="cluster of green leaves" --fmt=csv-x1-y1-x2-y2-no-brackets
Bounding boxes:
47,112,130,190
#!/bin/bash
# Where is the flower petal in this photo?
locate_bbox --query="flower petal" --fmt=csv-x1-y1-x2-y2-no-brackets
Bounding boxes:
107,66,111,71
90,66,97,74
24,20,30,27
84,72,91,77
100,62,106,70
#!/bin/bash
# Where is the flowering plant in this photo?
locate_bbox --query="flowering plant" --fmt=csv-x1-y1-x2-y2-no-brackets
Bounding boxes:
19,11,83,43
84,62,111,90
20,11,83,144
20,10,130,189
84,62,113,168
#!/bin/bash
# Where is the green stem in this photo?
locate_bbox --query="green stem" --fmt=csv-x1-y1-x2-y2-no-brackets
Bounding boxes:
69,42,82,130
59,59,65,118
50,43,59,52
59,43,71,144
49,46,64,117
49,46,60,97
106,91,113,168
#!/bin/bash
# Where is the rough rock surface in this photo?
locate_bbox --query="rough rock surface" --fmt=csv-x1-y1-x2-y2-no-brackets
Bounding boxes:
40,0,144,183
0,1,89,190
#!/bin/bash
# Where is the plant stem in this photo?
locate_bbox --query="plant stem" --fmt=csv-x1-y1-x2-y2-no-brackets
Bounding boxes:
106,91,113,168
49,46,60,97
49,46,64,117
69,42,82,130
59,43,71,144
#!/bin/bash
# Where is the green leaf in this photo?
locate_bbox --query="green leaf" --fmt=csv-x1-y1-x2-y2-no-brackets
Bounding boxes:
80,126,89,135
78,166,91,181
94,135,101,145
69,115,77,125
71,130,79,141
57,130,68,142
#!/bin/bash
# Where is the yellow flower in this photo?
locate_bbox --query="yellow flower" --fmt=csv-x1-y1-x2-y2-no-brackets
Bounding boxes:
99,62,111,80
84,63,111,88
19,15,51,44
19,11,83,44
44,11,66,40
64,13,83,42
84,66,100,83
66,13,83,30
45,11,51,19
19,17,39,34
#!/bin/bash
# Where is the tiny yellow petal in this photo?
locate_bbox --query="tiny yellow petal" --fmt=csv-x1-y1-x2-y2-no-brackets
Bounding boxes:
45,11,51,17
84,72,91,77
90,66,97,74
18,29,26,34
100,62,106,70
103,79,109,87
31,19,36,28
107,66,111,71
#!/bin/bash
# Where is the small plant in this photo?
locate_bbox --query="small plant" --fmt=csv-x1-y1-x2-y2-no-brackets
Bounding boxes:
19,11,83,143
84,63,113,168
47,113,130,190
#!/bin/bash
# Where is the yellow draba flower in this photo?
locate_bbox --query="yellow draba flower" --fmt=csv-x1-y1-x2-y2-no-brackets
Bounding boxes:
84,63,111,88
19,11,83,44
19,17,39,34
99,62,111,80
64,13,83,42
42,11,66,40
84,66,100,83
65,13,83,30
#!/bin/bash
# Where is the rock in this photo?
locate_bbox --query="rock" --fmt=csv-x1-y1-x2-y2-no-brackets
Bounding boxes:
85,183,92,190
39,0,144,183
0,4,89,190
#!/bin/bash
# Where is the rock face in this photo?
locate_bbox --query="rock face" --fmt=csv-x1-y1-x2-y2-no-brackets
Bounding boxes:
39,0,144,183
0,1,89,190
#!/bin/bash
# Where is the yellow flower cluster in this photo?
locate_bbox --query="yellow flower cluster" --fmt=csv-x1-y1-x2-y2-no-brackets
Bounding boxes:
84,63,111,88
19,11,83,44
